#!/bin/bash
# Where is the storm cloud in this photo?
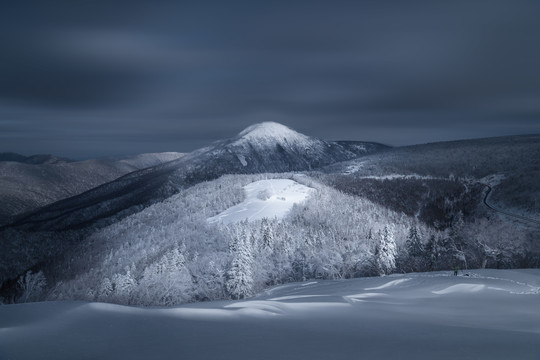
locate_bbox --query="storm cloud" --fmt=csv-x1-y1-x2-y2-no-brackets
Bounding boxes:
1,0,539,158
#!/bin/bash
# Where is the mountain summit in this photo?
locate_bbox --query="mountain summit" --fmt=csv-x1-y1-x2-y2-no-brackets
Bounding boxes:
230,122,327,163
236,122,311,145
214,122,386,173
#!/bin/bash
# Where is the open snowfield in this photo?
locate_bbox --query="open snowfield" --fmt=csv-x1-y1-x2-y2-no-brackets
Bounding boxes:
207,179,313,224
1,269,539,360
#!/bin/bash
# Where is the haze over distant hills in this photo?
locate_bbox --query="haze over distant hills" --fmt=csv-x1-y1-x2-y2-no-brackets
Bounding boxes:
0,152,73,165
0,152,184,226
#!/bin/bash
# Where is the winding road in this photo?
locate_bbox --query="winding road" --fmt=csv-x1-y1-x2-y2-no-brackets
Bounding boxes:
482,184,540,226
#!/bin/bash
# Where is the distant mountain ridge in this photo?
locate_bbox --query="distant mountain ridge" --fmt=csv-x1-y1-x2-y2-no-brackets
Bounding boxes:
0,152,185,226
322,134,540,224
0,152,73,165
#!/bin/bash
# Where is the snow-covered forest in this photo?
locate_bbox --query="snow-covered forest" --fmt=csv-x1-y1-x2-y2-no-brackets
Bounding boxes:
5,171,532,306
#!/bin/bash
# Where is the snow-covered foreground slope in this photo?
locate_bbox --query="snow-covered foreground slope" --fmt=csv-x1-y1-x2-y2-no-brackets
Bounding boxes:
207,178,313,224
1,270,539,360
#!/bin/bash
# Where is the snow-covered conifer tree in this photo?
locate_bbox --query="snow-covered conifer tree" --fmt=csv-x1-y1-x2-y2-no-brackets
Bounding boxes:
404,226,427,272
406,226,424,257
261,218,274,251
226,228,254,299
374,225,397,275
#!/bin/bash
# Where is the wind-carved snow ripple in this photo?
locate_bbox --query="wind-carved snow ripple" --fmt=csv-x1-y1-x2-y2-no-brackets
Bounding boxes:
364,278,412,290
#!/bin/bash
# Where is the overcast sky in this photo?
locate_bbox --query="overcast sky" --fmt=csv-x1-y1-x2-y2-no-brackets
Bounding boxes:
1,0,539,159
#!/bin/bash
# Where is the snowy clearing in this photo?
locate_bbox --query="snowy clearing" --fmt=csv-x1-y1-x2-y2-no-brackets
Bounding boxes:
207,179,314,224
1,269,539,360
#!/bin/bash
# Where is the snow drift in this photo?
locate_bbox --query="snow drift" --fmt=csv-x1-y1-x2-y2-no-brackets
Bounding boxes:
1,269,538,360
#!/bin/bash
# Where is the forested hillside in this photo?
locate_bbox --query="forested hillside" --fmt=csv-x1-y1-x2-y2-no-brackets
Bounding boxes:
323,134,540,221
0,152,184,225
4,173,535,305
0,127,538,306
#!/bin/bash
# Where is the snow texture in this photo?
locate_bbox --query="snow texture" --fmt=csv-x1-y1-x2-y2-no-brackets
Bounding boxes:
207,179,313,224
236,121,313,146
364,278,411,290
1,269,539,360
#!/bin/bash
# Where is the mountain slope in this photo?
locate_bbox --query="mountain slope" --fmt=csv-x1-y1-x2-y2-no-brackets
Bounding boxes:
0,123,386,290
321,134,540,227
0,152,184,226
1,128,537,306
5,122,386,231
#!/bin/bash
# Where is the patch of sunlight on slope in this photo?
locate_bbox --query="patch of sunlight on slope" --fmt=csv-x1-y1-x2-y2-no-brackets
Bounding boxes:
207,178,313,224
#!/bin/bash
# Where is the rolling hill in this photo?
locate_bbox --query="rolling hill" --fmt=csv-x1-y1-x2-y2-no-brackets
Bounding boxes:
0,152,185,226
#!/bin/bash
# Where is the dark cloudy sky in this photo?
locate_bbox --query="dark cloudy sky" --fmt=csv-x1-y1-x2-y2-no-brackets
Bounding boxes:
1,0,539,159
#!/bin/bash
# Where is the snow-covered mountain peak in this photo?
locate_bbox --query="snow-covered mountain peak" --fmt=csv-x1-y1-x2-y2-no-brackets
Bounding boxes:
236,122,312,145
